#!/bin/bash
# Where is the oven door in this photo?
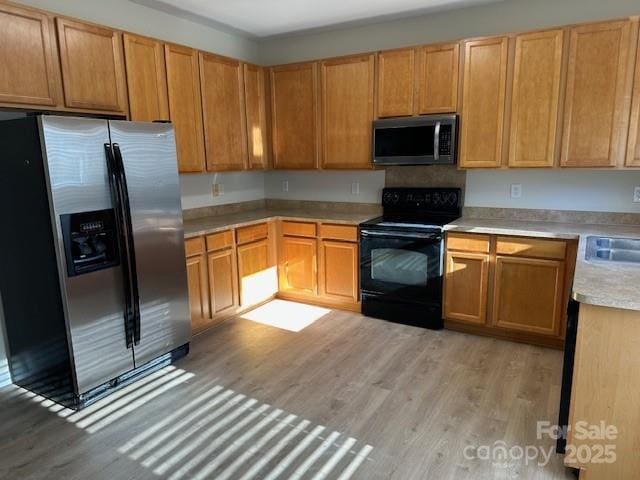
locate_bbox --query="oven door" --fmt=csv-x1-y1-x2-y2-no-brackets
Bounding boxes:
360,229,443,303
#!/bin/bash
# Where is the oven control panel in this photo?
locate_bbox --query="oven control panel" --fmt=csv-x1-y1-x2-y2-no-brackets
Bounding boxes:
382,188,461,213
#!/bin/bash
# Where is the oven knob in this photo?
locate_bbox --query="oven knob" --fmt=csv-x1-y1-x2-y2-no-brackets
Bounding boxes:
391,193,400,204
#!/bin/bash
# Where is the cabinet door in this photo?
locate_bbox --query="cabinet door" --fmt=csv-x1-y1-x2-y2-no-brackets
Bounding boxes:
459,36,509,168
444,251,489,325
186,253,210,334
319,240,358,303
417,43,459,114
508,29,564,168
208,248,238,316
280,236,317,296
56,18,127,113
244,64,269,170
377,48,415,117
122,33,169,122
321,54,375,169
200,52,247,171
270,62,319,169
237,239,276,306
626,33,640,167
0,3,61,107
561,20,635,167
165,43,206,173
492,256,565,337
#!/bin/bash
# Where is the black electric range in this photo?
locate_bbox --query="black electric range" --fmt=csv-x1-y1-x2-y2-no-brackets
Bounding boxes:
359,187,462,329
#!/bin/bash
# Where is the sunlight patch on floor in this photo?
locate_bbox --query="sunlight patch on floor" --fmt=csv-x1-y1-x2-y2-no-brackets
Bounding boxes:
240,299,331,332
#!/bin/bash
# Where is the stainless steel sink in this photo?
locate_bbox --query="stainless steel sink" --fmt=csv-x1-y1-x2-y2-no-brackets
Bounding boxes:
585,236,640,264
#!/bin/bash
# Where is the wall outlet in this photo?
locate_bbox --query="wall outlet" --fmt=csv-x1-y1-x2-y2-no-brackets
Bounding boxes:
212,183,223,197
351,182,360,195
634,186,640,203
282,180,289,192
510,184,522,199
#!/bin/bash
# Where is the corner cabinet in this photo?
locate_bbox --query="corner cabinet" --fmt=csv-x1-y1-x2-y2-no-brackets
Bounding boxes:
244,64,270,170
320,54,375,169
200,52,248,171
122,33,169,122
0,3,62,108
270,62,320,169
508,29,564,168
164,43,206,173
560,20,636,168
459,36,509,168
56,18,128,114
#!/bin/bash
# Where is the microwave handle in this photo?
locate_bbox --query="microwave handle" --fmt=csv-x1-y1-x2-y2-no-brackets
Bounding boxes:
434,121,441,161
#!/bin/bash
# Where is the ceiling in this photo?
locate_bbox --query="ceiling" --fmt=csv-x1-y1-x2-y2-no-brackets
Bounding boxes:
132,0,505,38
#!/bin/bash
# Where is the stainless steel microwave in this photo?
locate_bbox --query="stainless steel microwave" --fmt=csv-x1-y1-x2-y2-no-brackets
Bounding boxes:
372,114,458,166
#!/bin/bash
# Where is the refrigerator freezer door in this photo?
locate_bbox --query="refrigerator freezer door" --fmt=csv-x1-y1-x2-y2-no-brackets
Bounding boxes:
40,116,135,394
108,121,190,367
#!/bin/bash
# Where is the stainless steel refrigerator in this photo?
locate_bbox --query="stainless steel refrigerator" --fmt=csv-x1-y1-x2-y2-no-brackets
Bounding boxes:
0,115,191,409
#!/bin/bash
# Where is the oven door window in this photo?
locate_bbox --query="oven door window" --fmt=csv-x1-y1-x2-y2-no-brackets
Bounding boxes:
361,233,443,301
371,248,430,286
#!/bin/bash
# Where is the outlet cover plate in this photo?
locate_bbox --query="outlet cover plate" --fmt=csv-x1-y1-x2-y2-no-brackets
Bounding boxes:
510,184,522,199
634,186,640,203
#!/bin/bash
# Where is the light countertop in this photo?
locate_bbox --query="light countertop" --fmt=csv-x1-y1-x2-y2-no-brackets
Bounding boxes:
445,218,640,312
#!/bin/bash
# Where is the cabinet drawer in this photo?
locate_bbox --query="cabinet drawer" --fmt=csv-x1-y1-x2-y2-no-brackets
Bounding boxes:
206,230,234,252
282,221,317,238
185,237,205,256
446,233,490,253
319,223,358,242
236,222,269,245
497,236,566,260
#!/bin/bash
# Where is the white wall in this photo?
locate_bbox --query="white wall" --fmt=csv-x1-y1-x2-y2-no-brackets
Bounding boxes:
15,0,259,62
180,172,266,209
466,170,640,213
258,0,639,64
265,171,385,204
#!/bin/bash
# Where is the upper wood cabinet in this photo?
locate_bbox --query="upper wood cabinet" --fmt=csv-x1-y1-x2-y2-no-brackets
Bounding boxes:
270,62,320,169
416,43,459,114
122,33,169,122
56,18,127,114
459,36,509,168
164,43,206,173
377,48,416,117
508,30,565,168
626,32,640,167
561,20,636,168
200,52,247,172
320,54,375,169
0,3,62,108
244,64,269,170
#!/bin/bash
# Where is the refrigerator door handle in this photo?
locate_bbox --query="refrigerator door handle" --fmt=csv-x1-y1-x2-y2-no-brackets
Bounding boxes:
112,143,142,346
104,143,135,349
113,143,140,345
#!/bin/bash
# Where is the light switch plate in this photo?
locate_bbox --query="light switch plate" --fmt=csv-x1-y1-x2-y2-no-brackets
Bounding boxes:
282,180,289,192
510,184,522,199
634,186,640,203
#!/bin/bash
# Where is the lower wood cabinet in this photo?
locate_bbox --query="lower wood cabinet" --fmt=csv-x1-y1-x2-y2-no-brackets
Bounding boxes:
185,238,210,334
444,232,575,348
278,221,360,310
444,250,489,325
279,236,318,296
207,248,238,316
237,237,276,306
318,239,359,304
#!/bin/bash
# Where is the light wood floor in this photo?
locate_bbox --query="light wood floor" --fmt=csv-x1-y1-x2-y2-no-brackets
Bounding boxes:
0,302,575,480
